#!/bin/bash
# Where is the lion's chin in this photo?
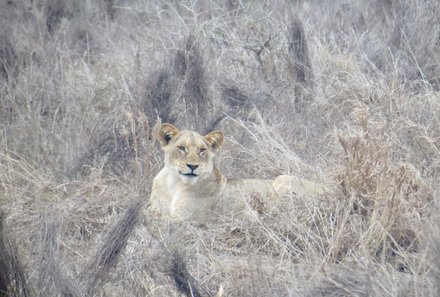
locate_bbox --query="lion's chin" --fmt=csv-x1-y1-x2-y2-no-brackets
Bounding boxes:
178,172,199,185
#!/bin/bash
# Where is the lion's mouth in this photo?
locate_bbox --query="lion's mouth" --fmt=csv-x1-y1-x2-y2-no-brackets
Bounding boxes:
179,171,198,177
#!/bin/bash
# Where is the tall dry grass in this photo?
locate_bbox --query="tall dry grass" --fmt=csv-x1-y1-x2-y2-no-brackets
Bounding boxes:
1,0,440,296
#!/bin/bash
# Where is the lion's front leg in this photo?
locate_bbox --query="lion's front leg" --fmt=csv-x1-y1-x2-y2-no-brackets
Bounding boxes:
169,195,194,221
147,190,162,217
170,195,214,222
147,183,172,218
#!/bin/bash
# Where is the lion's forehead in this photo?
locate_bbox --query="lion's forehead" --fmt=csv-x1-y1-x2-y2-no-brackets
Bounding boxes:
174,131,207,149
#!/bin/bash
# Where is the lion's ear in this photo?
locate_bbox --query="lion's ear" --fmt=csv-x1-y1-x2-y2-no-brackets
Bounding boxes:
204,131,224,151
157,123,179,147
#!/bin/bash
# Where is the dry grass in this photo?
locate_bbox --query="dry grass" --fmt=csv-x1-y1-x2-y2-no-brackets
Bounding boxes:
1,0,440,296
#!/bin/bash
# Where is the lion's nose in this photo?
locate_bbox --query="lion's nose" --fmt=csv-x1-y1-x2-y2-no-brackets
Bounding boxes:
186,164,199,171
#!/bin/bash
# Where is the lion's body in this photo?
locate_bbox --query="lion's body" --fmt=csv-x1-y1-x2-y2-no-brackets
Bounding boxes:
147,124,329,222
149,169,275,221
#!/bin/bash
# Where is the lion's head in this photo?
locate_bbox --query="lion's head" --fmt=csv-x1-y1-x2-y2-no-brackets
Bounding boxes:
157,123,224,185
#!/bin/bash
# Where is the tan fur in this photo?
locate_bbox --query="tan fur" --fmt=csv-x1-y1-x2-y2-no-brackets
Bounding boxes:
147,124,329,222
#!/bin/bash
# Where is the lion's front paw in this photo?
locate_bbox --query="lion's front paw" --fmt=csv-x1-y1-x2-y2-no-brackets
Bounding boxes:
147,202,163,218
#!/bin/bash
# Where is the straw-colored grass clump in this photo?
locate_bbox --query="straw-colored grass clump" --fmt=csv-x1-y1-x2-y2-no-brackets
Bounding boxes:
1,0,439,296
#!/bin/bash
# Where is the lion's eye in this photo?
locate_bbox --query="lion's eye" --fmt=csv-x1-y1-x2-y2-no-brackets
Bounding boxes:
177,146,186,152
199,148,207,154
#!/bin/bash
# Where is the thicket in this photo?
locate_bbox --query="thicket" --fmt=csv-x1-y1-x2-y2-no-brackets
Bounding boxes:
1,0,439,296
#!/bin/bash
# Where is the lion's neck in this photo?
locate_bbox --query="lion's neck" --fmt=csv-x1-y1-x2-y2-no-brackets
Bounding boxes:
163,167,226,217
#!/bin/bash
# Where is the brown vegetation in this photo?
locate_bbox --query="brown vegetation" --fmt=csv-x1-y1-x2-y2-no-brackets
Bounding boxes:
1,0,439,296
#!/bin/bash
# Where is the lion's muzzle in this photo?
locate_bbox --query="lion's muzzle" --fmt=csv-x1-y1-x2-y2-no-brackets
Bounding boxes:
178,163,200,179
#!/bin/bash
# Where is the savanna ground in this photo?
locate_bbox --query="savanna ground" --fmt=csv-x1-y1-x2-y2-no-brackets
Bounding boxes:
1,0,440,296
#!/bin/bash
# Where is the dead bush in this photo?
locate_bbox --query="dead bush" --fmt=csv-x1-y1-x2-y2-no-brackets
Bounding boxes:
335,108,432,263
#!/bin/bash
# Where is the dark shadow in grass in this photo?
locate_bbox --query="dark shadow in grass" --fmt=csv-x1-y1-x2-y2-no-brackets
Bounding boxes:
0,212,32,297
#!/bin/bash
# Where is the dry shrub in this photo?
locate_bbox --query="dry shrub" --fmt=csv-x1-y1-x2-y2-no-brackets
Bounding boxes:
36,0,108,33
34,209,87,297
141,34,214,133
262,193,335,262
38,0,74,32
224,115,321,179
71,111,153,177
172,34,211,131
103,0,116,20
219,81,275,117
0,148,143,296
144,220,296,297
214,257,289,297
221,83,253,109
83,197,144,296
287,15,314,103
170,252,212,297
335,108,432,263
297,262,416,297
384,0,440,88
225,0,243,15
426,219,440,297
142,70,175,124
0,214,31,297
394,115,440,178
1,0,440,296
0,32,17,83
210,81,276,135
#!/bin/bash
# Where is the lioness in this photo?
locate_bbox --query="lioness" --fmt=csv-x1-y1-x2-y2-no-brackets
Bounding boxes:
147,123,328,222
